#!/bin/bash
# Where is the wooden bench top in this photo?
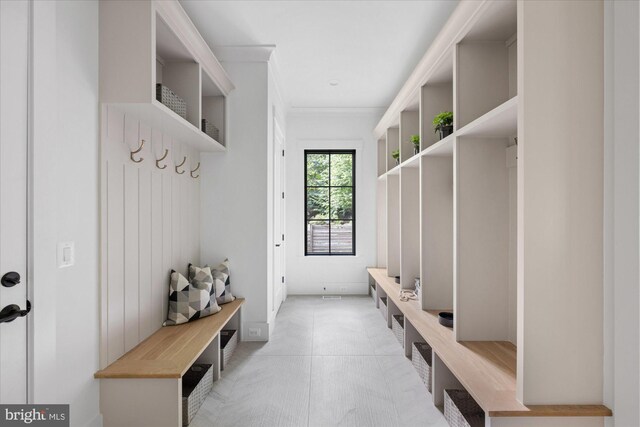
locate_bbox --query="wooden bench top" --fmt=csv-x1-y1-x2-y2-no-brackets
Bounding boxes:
95,298,244,379
368,268,611,418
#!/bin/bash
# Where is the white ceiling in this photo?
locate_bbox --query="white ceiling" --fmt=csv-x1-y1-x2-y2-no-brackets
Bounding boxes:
180,1,458,109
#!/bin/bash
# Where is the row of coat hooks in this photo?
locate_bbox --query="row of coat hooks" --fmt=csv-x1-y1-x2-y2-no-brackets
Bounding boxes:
130,140,199,178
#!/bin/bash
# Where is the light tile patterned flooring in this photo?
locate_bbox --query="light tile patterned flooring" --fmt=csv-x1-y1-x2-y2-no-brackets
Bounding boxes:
190,296,448,427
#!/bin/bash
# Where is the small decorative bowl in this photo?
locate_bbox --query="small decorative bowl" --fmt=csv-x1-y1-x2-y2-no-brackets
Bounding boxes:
438,312,454,328
394,276,400,284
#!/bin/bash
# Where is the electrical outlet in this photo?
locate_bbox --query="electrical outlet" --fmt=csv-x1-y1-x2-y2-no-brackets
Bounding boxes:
248,328,261,337
340,286,347,292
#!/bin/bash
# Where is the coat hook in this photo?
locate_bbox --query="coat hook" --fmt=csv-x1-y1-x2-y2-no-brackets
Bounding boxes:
130,139,145,163
190,162,200,179
175,156,187,174
156,149,169,170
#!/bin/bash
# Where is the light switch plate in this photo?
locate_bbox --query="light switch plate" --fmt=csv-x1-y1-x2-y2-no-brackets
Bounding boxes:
57,241,75,268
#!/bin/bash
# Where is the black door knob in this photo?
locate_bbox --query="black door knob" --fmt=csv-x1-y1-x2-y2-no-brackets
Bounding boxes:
0,300,31,324
1,272,20,288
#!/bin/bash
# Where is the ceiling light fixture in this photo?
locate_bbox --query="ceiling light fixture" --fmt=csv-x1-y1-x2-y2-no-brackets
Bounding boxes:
329,80,339,87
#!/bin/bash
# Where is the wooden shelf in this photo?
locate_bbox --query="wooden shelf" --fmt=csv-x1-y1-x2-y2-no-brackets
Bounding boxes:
95,299,244,379
367,268,611,418
111,101,226,152
457,96,517,138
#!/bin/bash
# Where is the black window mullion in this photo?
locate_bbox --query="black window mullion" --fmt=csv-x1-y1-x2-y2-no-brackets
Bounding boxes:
328,154,331,254
305,149,355,256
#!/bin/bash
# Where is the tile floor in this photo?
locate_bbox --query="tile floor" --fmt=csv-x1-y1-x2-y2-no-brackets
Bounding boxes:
190,296,448,427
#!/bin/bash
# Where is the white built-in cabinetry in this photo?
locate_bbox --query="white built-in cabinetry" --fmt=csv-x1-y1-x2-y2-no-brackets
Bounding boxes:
100,0,233,151
374,0,609,424
98,0,234,367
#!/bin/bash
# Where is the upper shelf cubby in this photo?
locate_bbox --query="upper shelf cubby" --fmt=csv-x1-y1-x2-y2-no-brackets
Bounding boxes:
100,0,234,152
420,54,453,151
399,109,419,162
386,127,400,172
455,0,517,129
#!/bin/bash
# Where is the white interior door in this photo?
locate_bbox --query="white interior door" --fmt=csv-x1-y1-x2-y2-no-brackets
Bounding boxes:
273,118,285,314
0,0,30,403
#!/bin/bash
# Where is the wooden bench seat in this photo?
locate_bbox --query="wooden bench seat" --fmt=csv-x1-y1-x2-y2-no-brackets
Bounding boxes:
367,268,611,421
96,298,244,427
95,298,245,379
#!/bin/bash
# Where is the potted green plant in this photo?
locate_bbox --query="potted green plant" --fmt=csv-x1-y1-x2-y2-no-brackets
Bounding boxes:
410,134,420,155
392,149,400,165
433,111,453,140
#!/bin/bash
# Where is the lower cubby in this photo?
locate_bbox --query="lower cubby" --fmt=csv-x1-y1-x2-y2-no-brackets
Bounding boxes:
220,329,238,371
411,342,432,393
379,296,388,323
182,364,213,426
391,314,404,347
444,389,484,427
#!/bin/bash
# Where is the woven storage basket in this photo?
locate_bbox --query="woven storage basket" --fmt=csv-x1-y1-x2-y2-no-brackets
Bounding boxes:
182,364,213,426
370,284,376,302
392,314,404,346
220,329,238,371
379,296,388,322
201,119,220,141
156,84,187,120
411,342,432,392
444,389,484,427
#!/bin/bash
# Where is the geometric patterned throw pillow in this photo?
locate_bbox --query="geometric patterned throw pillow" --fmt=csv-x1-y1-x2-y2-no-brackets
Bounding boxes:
209,259,236,305
164,268,221,326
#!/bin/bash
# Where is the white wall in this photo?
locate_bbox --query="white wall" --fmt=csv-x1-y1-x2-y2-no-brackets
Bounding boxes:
267,59,286,320
100,106,201,366
31,1,101,426
603,1,640,426
285,110,382,295
201,60,269,340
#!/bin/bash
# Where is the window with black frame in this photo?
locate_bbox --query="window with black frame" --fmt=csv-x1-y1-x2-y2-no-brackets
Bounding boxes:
305,150,355,256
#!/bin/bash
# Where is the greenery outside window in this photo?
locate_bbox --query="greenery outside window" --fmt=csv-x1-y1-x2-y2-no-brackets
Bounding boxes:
305,150,356,256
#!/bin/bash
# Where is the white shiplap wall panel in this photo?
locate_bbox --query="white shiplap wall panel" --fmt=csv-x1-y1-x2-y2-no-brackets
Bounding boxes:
100,105,201,366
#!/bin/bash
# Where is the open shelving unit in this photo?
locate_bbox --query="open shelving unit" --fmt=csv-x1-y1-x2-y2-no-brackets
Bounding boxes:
100,0,234,152
372,0,609,424
368,268,611,419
